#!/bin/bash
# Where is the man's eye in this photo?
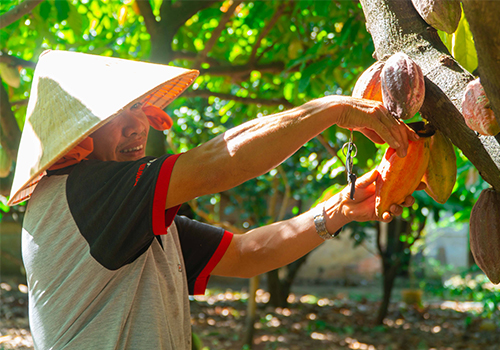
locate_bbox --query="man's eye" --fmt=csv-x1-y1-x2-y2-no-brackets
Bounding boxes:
131,102,143,110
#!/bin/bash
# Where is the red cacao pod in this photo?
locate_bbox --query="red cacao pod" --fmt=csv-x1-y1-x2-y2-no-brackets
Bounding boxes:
411,0,462,34
423,130,457,204
381,52,425,120
352,61,384,102
375,138,430,218
461,78,500,136
469,188,500,284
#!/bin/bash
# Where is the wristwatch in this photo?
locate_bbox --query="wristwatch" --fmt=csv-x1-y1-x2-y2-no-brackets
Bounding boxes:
313,205,341,240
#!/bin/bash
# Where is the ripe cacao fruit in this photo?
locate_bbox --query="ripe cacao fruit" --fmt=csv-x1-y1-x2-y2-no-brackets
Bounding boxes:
381,52,425,120
461,78,500,136
352,61,384,102
422,130,457,204
411,0,462,34
469,188,500,284
0,146,12,178
0,62,20,88
375,138,430,218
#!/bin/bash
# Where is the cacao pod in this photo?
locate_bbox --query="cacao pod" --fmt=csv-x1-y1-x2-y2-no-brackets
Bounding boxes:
0,146,12,178
375,138,430,218
352,61,384,102
461,78,500,136
411,0,462,34
422,130,457,204
381,52,425,120
0,62,20,88
469,188,500,284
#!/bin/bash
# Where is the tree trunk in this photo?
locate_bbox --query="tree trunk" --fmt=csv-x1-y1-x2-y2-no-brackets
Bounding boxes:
359,0,500,191
266,252,309,308
267,269,288,308
376,262,399,325
461,0,500,126
243,275,260,348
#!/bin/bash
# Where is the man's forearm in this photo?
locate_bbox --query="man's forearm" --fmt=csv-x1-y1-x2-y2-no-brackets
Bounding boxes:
173,96,345,202
212,201,349,278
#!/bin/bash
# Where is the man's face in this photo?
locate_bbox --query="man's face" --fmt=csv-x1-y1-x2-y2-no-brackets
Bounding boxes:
89,102,150,162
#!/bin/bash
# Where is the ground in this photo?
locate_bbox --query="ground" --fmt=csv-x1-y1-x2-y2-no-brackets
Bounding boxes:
1,277,499,350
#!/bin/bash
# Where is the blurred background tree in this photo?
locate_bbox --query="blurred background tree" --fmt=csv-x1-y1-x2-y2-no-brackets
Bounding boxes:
0,1,497,344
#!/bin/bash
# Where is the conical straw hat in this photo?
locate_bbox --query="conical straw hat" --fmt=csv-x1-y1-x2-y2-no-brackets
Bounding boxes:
8,50,199,206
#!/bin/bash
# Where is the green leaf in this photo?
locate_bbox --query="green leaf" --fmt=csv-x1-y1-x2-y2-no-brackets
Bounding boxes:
298,57,329,93
439,9,477,73
55,0,70,22
39,1,52,20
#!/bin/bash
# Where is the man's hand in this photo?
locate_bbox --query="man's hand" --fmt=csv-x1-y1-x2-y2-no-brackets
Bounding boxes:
323,169,426,231
335,97,419,158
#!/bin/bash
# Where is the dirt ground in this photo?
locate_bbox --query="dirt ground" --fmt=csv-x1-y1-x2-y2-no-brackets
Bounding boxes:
1,277,499,350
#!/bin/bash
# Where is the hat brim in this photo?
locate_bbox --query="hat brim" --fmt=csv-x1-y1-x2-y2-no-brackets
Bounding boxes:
8,51,199,206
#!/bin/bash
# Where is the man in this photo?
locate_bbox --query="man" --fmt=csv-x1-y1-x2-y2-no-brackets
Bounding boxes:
9,50,420,349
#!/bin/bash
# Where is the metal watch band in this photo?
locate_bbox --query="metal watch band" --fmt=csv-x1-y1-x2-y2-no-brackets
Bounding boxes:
313,205,341,240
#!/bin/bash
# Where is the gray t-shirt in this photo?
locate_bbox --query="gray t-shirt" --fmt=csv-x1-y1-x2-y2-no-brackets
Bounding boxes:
22,154,232,349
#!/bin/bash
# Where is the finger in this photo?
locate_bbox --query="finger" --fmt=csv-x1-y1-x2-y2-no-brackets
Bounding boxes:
415,182,426,191
355,169,379,189
389,204,404,216
368,110,405,153
401,195,415,208
404,123,421,142
381,211,394,222
359,128,385,144
393,121,410,158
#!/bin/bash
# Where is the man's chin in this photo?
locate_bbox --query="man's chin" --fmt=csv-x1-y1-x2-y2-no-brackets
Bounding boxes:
118,151,145,162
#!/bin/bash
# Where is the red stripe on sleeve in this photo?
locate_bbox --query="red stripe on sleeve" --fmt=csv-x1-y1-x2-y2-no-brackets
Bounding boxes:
152,154,182,235
193,231,233,295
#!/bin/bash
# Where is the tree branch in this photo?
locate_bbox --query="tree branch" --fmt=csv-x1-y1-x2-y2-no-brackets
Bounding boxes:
201,61,287,78
316,133,345,168
189,199,243,234
0,79,21,160
161,0,219,40
249,1,289,65
276,165,290,222
0,0,44,29
135,0,159,38
171,50,221,66
376,222,385,256
360,0,500,191
182,89,294,108
461,0,500,127
0,53,36,69
194,0,243,69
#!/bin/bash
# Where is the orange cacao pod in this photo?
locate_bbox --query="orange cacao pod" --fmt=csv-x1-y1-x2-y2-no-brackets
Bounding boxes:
375,138,430,218
411,0,461,34
381,52,425,120
422,130,456,204
461,78,500,136
469,188,500,284
352,61,384,102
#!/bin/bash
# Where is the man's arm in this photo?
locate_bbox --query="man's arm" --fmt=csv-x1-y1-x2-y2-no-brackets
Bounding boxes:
165,95,418,210
211,170,421,278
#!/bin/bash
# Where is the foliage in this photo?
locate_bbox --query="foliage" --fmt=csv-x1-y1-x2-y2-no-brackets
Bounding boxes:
0,0,379,231
438,7,478,74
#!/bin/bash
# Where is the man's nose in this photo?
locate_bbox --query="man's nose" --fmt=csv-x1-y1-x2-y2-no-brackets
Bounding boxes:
122,111,147,137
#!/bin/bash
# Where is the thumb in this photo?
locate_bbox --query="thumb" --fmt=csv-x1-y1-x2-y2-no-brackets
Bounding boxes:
356,169,379,189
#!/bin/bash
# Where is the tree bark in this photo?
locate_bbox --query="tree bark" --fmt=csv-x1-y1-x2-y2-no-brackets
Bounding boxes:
376,262,399,325
267,269,288,308
243,275,260,348
0,80,21,160
0,0,45,29
461,0,500,127
359,0,500,191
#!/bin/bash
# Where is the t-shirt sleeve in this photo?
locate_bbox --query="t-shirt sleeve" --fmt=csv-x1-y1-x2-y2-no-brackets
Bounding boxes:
64,154,181,270
174,215,233,295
